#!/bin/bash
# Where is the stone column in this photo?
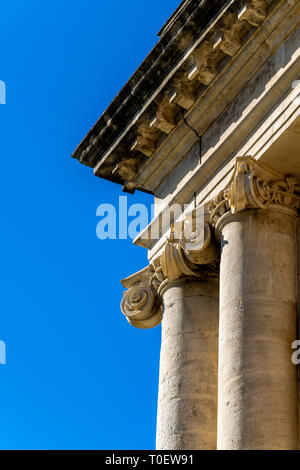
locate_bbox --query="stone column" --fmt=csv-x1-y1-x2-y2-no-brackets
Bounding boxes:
121,218,220,450
210,157,300,450
156,276,219,450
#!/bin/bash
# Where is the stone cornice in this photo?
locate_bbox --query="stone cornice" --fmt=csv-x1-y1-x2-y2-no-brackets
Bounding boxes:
72,0,277,193
132,0,300,200
121,214,219,329
209,156,300,231
72,1,228,165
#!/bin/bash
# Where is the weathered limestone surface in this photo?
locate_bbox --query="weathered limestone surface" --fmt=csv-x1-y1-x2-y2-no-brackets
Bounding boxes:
156,278,219,450
217,209,298,450
153,22,300,211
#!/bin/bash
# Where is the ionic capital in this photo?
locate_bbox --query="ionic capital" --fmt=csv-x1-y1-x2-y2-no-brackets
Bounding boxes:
121,211,220,329
209,157,300,231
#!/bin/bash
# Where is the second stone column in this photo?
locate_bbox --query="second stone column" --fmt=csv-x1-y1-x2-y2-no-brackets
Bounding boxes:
210,157,300,450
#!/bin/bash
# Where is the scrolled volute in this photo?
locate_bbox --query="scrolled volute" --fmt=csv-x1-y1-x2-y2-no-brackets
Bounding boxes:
121,283,162,329
121,268,162,329
151,210,220,292
171,207,219,266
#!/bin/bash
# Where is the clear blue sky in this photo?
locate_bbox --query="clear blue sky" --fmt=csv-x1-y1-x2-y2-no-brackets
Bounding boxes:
0,0,180,450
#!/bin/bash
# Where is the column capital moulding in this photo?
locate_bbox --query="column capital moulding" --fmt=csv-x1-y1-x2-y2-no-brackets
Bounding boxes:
209,156,300,233
121,217,219,329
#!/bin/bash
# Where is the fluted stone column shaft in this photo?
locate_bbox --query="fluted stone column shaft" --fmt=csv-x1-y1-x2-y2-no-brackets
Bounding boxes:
218,209,299,450
156,277,219,450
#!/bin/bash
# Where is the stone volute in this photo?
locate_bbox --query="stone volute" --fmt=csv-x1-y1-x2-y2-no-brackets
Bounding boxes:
121,213,220,329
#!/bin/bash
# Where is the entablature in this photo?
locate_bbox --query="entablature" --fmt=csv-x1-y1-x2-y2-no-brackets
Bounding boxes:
72,0,287,194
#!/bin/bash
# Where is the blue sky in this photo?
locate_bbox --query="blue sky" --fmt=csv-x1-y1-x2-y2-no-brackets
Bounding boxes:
0,0,180,450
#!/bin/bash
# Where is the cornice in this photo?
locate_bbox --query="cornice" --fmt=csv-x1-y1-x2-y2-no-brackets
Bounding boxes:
72,0,228,167
72,0,279,193
132,0,299,196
